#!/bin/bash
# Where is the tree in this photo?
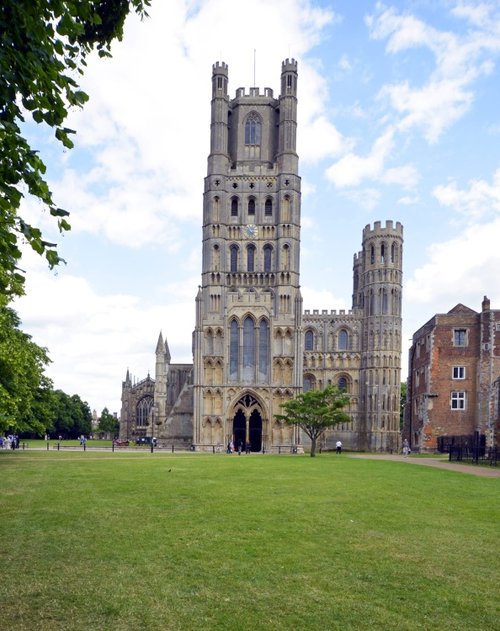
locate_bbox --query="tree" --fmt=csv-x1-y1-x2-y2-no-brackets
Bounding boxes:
0,296,51,433
400,382,407,431
98,407,119,436
276,385,351,457
51,390,92,438
0,0,150,296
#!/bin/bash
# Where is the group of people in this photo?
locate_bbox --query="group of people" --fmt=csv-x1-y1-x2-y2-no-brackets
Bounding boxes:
0,435,20,450
227,439,251,455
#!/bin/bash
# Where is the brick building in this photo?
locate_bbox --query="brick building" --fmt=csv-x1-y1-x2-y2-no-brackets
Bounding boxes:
404,297,500,452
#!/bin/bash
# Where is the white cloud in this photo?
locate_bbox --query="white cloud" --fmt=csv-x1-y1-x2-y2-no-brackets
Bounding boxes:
302,286,349,312
367,3,500,142
342,188,381,211
432,168,500,221
406,218,500,307
15,252,195,414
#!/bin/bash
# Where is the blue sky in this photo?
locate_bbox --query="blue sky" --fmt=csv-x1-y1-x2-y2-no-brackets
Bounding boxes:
15,0,500,415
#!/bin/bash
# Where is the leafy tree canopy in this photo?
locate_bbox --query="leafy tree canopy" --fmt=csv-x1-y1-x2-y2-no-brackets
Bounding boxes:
0,0,150,296
0,295,51,433
50,390,92,438
98,406,119,435
276,385,351,457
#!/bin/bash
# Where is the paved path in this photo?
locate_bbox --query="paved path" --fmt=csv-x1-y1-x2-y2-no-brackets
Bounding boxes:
348,454,500,478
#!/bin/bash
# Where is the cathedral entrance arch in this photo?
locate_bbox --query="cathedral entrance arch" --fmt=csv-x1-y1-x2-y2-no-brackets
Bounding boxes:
230,393,264,452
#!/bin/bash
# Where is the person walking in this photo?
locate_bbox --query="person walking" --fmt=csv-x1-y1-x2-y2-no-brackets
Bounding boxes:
402,438,410,457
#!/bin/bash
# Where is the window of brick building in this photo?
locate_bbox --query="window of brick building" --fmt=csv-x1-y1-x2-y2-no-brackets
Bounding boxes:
452,366,465,379
450,391,466,409
453,328,467,347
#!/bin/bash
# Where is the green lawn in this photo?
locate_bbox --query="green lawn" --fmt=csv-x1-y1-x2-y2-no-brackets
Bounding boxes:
0,451,498,630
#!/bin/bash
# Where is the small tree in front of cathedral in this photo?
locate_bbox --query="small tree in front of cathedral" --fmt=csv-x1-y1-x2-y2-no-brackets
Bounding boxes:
98,407,119,438
276,386,351,457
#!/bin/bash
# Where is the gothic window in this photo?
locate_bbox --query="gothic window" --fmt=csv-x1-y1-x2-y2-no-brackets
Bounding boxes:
338,376,348,391
381,243,386,264
230,245,239,272
265,198,273,216
213,244,220,270
245,112,261,145
247,244,255,272
282,195,290,221
263,244,273,272
213,196,220,221
304,375,315,391
370,245,375,264
305,330,314,351
282,244,290,270
229,320,239,381
136,396,153,427
338,329,349,350
242,316,255,381
231,197,238,217
248,197,256,216
382,289,388,314
391,241,397,263
258,319,269,382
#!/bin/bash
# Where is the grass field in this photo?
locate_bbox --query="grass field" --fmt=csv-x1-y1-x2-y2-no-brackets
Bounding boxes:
0,450,498,630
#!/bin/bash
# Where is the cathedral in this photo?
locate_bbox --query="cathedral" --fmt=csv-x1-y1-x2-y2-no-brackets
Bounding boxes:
120,59,403,452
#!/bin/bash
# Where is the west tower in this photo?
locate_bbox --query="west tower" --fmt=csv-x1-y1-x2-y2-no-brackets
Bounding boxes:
192,60,303,450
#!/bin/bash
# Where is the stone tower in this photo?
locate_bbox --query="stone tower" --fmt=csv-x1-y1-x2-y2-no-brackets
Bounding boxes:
192,60,303,451
354,221,403,451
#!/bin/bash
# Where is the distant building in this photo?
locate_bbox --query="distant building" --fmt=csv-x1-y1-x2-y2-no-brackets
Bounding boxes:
120,60,403,452
404,297,500,452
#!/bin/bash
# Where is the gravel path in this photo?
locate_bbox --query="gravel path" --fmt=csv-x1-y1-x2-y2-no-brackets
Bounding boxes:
348,454,500,478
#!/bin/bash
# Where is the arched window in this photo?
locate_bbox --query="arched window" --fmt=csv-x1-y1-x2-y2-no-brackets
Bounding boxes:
282,243,290,270
247,244,255,272
265,198,273,216
248,198,255,216
230,245,238,272
231,197,238,217
305,330,314,351
137,396,153,427
370,245,375,264
213,244,220,270
245,113,261,145
242,316,255,381
263,244,272,272
381,243,386,264
338,329,349,350
391,241,396,263
304,375,315,392
338,376,348,392
258,319,269,382
229,320,239,381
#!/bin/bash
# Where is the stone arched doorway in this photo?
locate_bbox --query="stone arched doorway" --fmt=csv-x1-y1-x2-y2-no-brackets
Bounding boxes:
231,393,263,452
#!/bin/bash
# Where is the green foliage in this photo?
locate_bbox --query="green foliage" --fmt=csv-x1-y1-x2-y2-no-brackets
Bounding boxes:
98,406,119,435
0,0,150,296
400,381,407,430
50,390,92,438
276,385,350,456
0,295,51,432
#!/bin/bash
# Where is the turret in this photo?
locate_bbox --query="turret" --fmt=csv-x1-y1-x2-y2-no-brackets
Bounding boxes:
358,220,404,452
208,61,230,175
278,58,298,174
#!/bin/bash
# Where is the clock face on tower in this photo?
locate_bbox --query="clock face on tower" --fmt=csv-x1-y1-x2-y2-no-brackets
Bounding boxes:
245,224,258,238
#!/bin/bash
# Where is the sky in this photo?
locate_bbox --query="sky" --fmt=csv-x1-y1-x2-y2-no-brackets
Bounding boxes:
14,0,500,416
